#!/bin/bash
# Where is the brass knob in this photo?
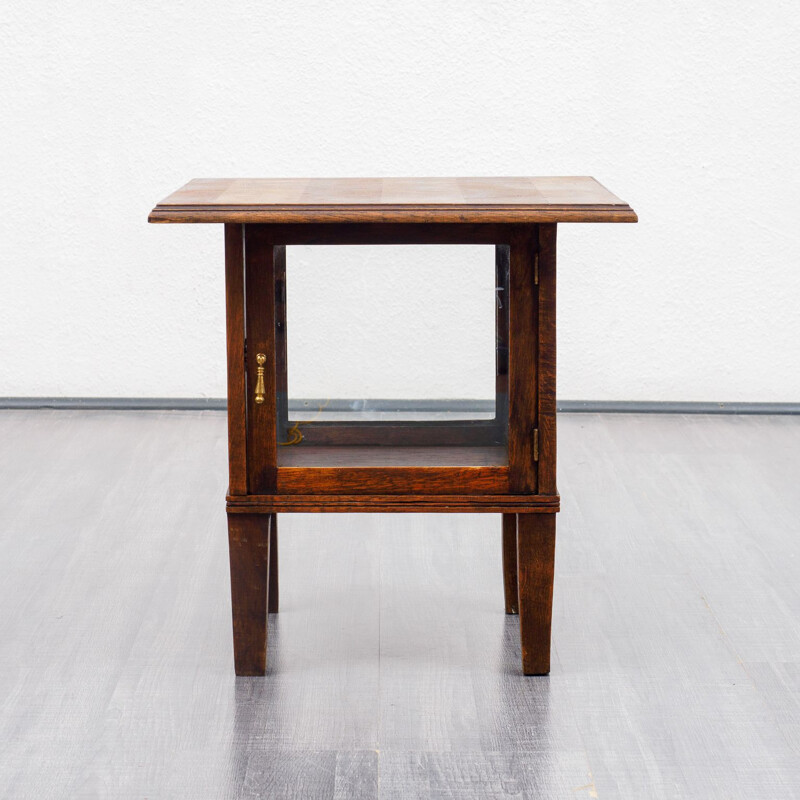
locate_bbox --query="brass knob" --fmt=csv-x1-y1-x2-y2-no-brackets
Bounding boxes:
254,353,266,404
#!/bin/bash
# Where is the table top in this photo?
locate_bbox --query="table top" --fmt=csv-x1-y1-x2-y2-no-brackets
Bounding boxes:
149,177,636,224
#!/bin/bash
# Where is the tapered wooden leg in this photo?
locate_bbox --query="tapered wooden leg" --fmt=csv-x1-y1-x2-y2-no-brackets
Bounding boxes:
517,513,556,675
268,513,279,613
502,514,519,614
227,512,270,676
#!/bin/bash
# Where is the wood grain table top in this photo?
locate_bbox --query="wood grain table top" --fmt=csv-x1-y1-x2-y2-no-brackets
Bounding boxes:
149,177,637,224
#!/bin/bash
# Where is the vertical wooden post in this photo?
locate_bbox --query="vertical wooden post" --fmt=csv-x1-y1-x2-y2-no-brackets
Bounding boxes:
224,224,247,496
507,227,538,493
501,514,519,614
244,225,278,494
228,226,280,673
227,513,271,675
537,224,557,495
274,245,288,446
495,243,510,438
268,513,279,614
517,513,556,675
507,224,558,674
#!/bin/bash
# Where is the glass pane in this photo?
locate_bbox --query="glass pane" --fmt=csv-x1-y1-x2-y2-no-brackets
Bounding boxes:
276,244,509,466
285,245,496,422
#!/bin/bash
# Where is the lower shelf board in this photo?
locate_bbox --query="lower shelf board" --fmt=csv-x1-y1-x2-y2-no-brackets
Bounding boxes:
275,445,511,493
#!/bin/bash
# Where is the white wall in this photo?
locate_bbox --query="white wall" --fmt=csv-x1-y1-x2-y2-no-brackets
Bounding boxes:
2,1,798,401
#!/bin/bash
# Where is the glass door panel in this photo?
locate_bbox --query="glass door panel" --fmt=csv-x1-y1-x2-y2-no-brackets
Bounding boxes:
277,244,509,467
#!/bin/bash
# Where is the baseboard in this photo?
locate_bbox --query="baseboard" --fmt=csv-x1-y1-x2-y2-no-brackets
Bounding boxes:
0,397,229,410
556,400,800,415
1,397,799,414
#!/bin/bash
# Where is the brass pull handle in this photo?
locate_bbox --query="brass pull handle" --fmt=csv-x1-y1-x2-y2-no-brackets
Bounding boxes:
254,353,266,404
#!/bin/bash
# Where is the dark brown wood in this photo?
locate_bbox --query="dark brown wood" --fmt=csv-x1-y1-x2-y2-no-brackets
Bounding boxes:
537,224,558,496
227,493,559,514
244,223,508,245
277,466,507,495
227,512,271,675
151,177,636,676
244,225,278,493
274,245,288,445
268,514,279,614
224,223,247,495
517,513,556,675
495,244,510,437
149,177,638,224
507,227,538,493
502,514,519,614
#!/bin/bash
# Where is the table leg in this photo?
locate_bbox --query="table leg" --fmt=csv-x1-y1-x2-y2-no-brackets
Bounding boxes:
501,514,519,614
517,513,556,675
227,512,271,675
268,513,279,614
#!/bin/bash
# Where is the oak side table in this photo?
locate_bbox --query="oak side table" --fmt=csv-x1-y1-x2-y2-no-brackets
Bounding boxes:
149,177,636,676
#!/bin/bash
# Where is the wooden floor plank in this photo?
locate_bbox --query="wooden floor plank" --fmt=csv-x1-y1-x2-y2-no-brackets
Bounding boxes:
0,410,799,798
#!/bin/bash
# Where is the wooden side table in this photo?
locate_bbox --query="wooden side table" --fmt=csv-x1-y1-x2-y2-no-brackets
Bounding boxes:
149,177,636,676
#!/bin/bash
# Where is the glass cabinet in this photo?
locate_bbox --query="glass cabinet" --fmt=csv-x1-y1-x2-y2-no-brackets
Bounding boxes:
272,244,511,481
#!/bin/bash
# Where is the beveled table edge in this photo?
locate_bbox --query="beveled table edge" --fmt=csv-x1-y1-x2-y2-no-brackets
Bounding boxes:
149,205,637,224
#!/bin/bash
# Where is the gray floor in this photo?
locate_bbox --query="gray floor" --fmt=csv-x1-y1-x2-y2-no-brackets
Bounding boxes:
1,411,799,799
